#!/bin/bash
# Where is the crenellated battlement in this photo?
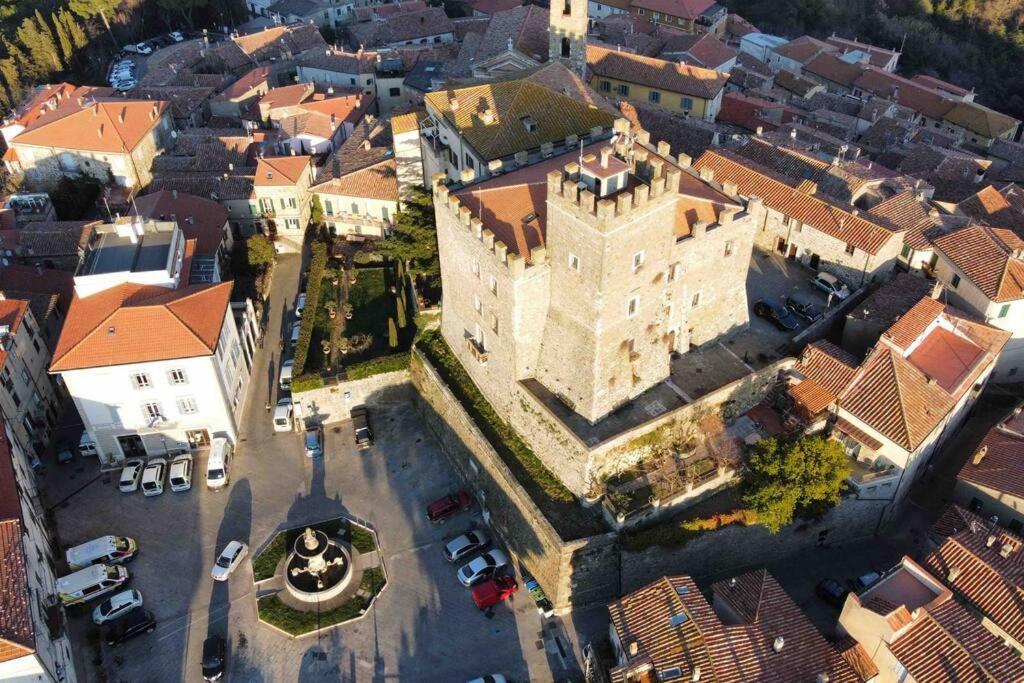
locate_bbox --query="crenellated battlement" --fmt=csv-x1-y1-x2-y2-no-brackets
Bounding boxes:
431,171,538,279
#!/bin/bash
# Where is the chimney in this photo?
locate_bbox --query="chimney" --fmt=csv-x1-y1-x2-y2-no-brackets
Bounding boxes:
290,148,296,155
172,189,178,199
790,128,797,140
772,636,784,653
1001,543,1015,558
600,146,612,168
692,666,701,682
947,565,961,582
628,641,639,657
755,126,763,136
987,534,998,547
362,140,371,150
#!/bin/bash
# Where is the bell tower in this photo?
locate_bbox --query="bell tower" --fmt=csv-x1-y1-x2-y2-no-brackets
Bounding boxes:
548,0,588,77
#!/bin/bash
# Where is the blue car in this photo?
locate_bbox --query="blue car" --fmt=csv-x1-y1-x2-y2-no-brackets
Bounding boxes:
754,299,801,331
304,425,323,458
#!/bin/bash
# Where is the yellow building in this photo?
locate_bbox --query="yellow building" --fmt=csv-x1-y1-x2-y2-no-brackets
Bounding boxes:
586,45,727,121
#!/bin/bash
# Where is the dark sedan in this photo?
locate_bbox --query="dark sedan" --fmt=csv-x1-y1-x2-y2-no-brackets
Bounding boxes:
753,299,800,331
785,296,823,324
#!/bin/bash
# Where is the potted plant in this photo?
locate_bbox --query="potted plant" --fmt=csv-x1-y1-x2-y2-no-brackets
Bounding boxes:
344,303,353,320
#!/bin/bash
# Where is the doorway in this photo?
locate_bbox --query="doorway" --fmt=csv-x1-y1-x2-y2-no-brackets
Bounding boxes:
809,253,821,270
787,244,798,259
117,435,146,458
776,237,786,254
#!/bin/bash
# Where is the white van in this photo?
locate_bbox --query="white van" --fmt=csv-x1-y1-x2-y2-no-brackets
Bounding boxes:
206,438,232,491
279,359,293,391
78,433,98,457
57,564,129,605
66,536,137,570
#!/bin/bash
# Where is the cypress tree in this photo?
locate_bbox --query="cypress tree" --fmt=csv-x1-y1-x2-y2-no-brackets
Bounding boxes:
52,11,74,65
387,317,398,348
396,294,407,329
59,10,89,51
0,58,21,109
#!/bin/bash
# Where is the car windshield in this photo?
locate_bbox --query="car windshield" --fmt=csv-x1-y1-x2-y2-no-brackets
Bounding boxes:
216,554,232,568
208,469,224,480
465,532,479,544
170,477,184,485
115,538,130,551
98,598,113,614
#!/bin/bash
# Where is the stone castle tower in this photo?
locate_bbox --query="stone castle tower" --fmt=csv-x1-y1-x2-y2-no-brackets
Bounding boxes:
534,128,684,424
548,0,588,77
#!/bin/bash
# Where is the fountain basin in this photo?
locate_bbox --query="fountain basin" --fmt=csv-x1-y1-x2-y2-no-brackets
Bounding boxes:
283,528,353,604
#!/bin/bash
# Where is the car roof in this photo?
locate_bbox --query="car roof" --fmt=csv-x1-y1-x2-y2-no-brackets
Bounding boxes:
170,458,190,472
222,540,242,554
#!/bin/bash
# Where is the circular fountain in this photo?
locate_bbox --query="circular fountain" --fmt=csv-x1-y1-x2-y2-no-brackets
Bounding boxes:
283,527,352,605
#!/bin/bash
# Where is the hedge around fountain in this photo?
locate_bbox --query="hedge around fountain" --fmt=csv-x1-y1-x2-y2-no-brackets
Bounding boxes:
252,518,372,582
257,568,386,636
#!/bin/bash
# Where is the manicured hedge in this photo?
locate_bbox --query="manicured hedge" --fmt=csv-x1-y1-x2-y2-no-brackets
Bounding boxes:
291,373,325,393
256,565,387,635
346,352,410,380
292,242,328,375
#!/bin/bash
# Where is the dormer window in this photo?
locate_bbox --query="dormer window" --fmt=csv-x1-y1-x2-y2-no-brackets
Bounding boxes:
520,115,538,133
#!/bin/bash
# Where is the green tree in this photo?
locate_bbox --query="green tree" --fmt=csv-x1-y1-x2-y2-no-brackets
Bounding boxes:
52,11,74,65
387,317,398,348
17,15,62,77
742,435,851,533
58,9,89,51
156,0,208,27
395,294,407,328
247,234,276,271
0,58,20,111
310,194,324,226
3,39,40,83
68,0,119,48
377,186,439,286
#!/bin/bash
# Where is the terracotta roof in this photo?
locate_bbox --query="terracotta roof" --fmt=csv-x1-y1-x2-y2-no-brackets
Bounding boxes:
725,13,759,38
911,74,971,97
296,48,378,75
217,24,326,70
774,69,822,97
0,264,73,326
846,272,934,326
957,418,1024,500
867,190,947,250
315,159,398,202
888,596,1024,682
133,191,229,256
660,32,736,70
12,99,169,154
629,0,715,19
128,86,214,120
825,36,897,69
348,8,454,48
425,79,614,161
617,100,717,160
882,295,945,349
957,185,1024,234
934,225,1024,303
931,503,986,539
773,36,831,64
803,52,865,89
694,149,895,254
833,416,884,451
944,101,1020,140
835,636,879,682
469,4,550,67
609,572,860,683
259,83,313,111
790,340,857,416
0,220,95,259
215,66,272,101
50,282,232,372
587,45,728,100
254,156,311,186
852,67,955,120
354,0,426,20
469,0,522,15
0,519,33,664
391,109,425,136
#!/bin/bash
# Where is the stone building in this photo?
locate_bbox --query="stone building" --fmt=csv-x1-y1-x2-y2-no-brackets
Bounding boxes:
549,0,588,77
253,155,314,253
433,117,762,491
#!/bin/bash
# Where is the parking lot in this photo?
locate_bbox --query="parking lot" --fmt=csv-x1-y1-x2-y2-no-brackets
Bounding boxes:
43,253,583,683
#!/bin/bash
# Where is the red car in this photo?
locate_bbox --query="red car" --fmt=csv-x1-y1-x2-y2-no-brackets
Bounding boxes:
427,491,471,523
472,576,518,609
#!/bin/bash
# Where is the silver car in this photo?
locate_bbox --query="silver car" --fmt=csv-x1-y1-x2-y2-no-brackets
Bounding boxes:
458,549,509,587
118,459,145,493
444,531,489,563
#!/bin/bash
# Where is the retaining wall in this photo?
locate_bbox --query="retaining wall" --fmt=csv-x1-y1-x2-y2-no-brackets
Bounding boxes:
295,370,410,425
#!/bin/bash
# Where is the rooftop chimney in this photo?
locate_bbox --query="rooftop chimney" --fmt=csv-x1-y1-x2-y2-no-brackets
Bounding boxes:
172,189,178,200
600,146,612,168
773,636,784,653
628,641,639,657
973,445,988,466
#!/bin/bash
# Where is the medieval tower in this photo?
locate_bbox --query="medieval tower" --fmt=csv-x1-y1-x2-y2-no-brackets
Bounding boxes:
548,0,588,77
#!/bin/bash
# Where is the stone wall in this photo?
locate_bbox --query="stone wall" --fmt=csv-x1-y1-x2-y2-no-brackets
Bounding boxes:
295,370,410,425
620,495,889,591
410,350,621,609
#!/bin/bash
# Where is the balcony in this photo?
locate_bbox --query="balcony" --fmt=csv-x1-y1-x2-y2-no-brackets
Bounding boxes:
847,457,900,492
466,337,488,365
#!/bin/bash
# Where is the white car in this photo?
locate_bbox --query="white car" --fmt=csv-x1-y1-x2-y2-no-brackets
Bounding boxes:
273,398,293,432
211,541,248,581
135,42,153,55
170,31,184,42
295,293,306,318
457,549,509,587
289,322,301,347
812,271,850,300
168,454,193,492
140,458,166,497
118,459,145,493
92,589,143,625
113,79,137,92
444,530,489,563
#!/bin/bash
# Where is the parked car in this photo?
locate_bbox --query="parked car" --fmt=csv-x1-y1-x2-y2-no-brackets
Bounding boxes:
351,406,372,449
295,292,306,318
815,578,848,608
444,530,489,563
290,322,301,347
428,491,471,523
205,438,232,491
853,571,882,592
170,31,184,42
134,42,153,54
273,398,293,433
141,458,167,497
119,459,145,493
753,299,800,331
168,454,193,492
66,535,137,570
57,564,129,605
201,634,226,681
471,576,518,609
784,296,823,323
57,443,74,464
78,433,98,457
812,271,850,300
103,607,155,646
304,424,324,458
92,589,143,625
466,677,507,683
279,359,293,391
211,541,248,581
458,549,509,587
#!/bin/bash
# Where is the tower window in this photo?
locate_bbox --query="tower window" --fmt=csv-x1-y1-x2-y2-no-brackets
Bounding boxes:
649,91,661,104
561,37,571,58
568,254,580,272
627,295,640,317
563,0,571,15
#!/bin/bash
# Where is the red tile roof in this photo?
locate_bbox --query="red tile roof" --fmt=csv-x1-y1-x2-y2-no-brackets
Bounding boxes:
133,190,229,256
661,32,736,70
789,340,858,416
717,92,799,133
825,36,898,69
956,185,1024,234
0,423,33,662
314,159,399,202
50,282,232,372
881,296,944,349
694,149,895,254
255,156,312,186
803,52,865,89
12,98,169,154
629,0,715,20
773,36,831,65
852,67,955,121
587,45,728,100
934,225,1024,303
215,65,272,101
957,418,1024,500
924,515,1024,648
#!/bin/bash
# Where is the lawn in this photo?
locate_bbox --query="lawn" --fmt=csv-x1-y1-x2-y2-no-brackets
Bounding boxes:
257,567,388,636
